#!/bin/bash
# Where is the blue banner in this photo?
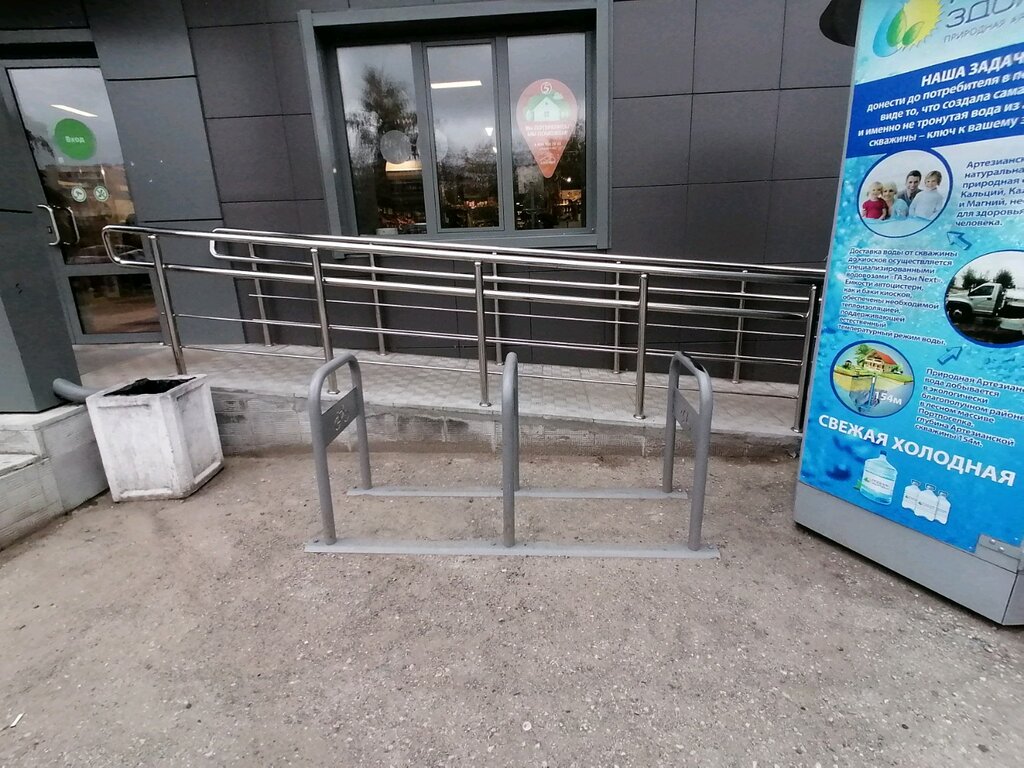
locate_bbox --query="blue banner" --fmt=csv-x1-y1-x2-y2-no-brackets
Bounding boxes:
799,0,1024,555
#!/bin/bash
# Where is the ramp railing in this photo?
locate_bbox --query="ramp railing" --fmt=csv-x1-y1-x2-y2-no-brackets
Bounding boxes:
101,225,823,429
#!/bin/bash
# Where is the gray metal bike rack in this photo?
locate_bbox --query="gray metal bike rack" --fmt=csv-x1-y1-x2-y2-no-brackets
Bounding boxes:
306,351,718,559
662,352,714,552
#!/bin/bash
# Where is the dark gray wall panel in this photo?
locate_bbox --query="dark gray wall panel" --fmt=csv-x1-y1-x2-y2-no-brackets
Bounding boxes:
285,114,324,199
693,0,785,93
207,116,295,202
106,78,221,222
781,0,855,89
270,22,312,115
689,91,779,184
150,218,246,344
683,181,769,262
85,0,194,79
764,178,838,264
182,0,266,28
350,0,431,8
0,93,42,213
772,87,849,180
296,198,329,234
612,0,695,98
223,200,301,232
265,0,350,23
0,1,87,29
0,211,79,411
611,95,690,187
610,185,686,258
191,25,282,118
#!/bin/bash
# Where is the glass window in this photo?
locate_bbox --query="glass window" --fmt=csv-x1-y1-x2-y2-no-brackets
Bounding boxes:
970,285,994,296
337,44,427,235
335,31,590,239
426,44,501,230
508,33,586,231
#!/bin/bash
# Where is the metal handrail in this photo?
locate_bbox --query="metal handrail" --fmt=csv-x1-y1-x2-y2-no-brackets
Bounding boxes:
101,224,823,428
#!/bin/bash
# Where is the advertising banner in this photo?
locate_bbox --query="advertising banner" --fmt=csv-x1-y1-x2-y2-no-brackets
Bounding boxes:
800,0,1024,555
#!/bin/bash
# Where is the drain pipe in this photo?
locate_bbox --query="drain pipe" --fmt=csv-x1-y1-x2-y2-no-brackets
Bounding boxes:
53,378,100,404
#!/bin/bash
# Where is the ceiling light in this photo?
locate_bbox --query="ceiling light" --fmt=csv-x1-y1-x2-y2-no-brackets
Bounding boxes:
430,80,483,90
51,104,98,118
484,126,494,137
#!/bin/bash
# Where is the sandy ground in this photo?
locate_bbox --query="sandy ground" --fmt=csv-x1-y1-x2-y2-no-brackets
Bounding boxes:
0,452,1021,768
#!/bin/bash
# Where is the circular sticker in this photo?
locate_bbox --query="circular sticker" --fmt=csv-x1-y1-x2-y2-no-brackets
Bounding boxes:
53,118,96,161
379,130,412,164
93,185,110,202
70,186,87,203
831,341,915,418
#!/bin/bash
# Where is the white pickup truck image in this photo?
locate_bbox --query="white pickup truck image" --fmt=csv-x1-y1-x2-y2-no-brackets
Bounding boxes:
945,282,1024,344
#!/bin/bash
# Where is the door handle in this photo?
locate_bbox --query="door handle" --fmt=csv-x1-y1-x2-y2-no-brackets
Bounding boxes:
37,204,61,246
62,206,81,245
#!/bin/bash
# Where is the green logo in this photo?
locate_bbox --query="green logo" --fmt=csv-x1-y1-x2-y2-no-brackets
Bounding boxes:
93,186,109,202
872,0,941,57
53,118,96,160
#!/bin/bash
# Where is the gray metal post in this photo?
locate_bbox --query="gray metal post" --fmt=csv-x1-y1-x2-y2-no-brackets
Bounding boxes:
149,234,186,375
792,283,819,432
491,260,503,363
310,247,338,393
633,273,649,420
613,261,622,374
368,252,387,355
732,271,748,383
474,261,491,407
660,352,713,551
308,353,373,546
501,351,519,547
248,243,273,347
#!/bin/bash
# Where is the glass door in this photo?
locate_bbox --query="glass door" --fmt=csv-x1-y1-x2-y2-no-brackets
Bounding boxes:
5,65,161,342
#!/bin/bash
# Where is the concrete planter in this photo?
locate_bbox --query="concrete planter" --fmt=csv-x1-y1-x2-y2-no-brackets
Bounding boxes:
86,375,223,501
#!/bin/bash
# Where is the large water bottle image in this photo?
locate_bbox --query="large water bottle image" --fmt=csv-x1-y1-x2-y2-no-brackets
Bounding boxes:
860,451,898,504
901,480,920,510
915,484,938,521
935,491,951,525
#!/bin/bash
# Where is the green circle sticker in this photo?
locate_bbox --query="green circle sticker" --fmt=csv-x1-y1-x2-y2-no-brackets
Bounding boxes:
93,186,109,202
53,118,96,161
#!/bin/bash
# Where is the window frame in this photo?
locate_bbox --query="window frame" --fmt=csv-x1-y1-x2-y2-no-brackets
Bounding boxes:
299,0,610,250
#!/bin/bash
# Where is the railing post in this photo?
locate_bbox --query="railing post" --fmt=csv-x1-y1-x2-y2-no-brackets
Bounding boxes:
248,243,273,347
501,352,519,547
474,261,491,407
633,273,649,420
732,270,748,383
792,283,819,432
368,252,387,355
613,261,623,374
149,234,186,375
310,247,338,394
491,260,503,363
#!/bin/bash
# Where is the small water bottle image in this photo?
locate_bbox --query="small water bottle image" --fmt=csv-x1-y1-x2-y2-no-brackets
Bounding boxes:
901,480,920,510
935,491,951,524
860,450,898,504
915,483,938,521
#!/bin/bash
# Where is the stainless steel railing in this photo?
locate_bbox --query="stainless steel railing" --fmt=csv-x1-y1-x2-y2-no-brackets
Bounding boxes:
101,225,824,429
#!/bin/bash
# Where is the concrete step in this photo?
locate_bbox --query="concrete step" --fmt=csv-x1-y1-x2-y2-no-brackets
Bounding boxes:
0,454,63,549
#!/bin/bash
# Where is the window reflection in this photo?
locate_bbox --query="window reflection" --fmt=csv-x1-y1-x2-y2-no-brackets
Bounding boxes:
508,34,587,230
426,44,500,229
337,45,427,235
69,274,160,334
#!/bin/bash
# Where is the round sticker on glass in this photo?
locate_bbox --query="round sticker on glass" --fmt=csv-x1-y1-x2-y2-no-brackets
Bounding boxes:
93,185,110,202
70,186,87,203
53,118,96,161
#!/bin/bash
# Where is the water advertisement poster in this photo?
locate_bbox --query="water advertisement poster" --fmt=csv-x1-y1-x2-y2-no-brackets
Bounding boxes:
799,0,1024,555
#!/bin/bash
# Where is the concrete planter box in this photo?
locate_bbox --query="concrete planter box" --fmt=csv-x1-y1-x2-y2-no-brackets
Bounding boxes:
87,375,223,501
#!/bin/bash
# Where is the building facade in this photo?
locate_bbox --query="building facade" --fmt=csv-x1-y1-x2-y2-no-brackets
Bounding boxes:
0,0,853,409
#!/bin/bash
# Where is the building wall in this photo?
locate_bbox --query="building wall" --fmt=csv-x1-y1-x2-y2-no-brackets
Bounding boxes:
2,0,854,378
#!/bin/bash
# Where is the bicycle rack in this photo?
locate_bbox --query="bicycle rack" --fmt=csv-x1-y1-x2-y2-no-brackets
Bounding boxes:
306,352,718,559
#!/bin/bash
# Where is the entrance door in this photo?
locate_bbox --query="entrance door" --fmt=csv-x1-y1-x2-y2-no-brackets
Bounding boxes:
4,64,161,342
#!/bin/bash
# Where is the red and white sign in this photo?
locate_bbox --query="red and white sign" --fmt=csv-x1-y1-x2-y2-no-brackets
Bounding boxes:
515,79,579,179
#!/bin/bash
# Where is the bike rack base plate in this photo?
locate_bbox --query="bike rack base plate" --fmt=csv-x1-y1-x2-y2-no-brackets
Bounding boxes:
305,537,719,560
